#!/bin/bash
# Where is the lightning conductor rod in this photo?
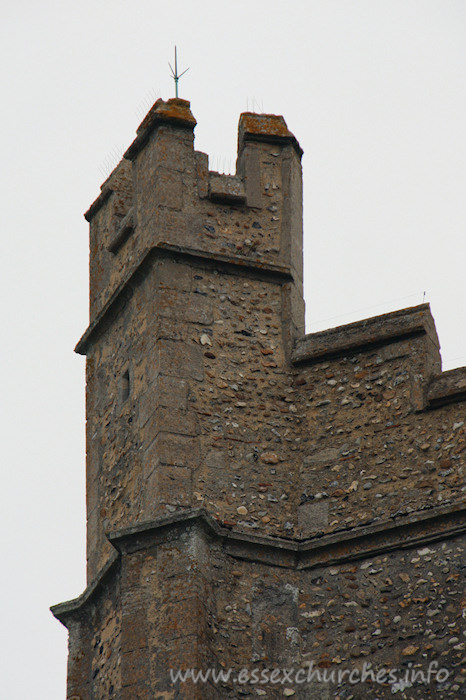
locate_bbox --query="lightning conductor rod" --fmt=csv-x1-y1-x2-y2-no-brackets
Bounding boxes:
169,46,189,98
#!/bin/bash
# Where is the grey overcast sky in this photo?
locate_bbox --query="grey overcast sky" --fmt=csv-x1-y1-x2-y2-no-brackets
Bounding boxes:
1,1,465,697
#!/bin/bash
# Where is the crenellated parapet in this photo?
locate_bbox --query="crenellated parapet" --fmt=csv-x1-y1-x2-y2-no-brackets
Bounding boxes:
53,96,465,700
75,96,466,582
83,98,304,341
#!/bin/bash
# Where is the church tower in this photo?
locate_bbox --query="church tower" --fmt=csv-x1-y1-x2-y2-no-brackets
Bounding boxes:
53,98,465,699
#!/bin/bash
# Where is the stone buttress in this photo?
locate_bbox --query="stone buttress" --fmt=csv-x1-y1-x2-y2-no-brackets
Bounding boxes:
52,98,466,699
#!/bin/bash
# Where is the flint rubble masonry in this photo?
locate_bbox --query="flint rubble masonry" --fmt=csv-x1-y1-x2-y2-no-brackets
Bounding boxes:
52,98,466,700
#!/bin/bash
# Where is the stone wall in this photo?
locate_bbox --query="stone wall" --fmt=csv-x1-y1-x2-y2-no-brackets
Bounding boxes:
52,98,465,699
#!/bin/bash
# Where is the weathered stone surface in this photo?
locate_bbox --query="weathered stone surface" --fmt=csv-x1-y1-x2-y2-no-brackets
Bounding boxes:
52,97,466,699
208,172,246,203
298,501,329,536
427,366,466,407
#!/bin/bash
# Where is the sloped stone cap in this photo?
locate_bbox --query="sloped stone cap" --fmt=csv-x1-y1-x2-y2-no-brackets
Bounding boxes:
136,97,196,133
292,304,439,364
238,112,303,158
125,98,196,160
84,157,132,222
427,367,466,408
208,172,246,203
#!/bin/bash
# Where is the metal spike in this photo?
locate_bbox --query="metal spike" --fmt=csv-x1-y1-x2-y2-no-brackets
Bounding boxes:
169,46,189,98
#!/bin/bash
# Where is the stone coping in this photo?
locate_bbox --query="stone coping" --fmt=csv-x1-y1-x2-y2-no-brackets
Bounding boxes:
208,172,246,204
51,502,465,624
50,550,119,625
84,183,113,223
427,367,466,408
292,304,437,364
84,159,132,222
125,98,197,161
238,112,303,158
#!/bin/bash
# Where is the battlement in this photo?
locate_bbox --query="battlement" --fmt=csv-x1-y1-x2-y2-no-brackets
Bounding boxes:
75,96,466,579
54,97,465,700
84,99,304,341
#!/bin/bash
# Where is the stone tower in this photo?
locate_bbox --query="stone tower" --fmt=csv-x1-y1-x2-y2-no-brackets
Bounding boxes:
52,98,465,699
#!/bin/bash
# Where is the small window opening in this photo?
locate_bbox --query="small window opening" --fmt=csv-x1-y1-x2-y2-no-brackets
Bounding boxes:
121,369,131,402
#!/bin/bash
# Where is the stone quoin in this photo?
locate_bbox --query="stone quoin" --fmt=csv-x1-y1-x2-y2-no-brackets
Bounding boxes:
52,98,466,699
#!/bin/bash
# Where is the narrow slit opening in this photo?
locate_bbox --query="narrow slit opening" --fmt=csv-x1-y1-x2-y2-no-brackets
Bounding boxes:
121,369,130,402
